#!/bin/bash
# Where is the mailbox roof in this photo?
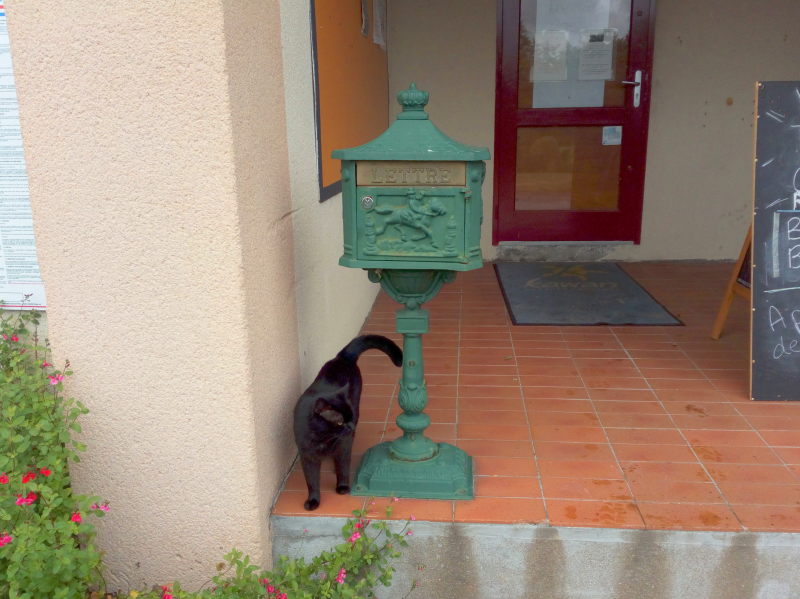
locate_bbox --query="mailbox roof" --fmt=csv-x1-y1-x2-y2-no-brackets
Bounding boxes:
332,84,490,162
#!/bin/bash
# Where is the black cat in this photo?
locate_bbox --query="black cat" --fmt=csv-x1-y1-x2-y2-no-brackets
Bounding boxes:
293,334,402,511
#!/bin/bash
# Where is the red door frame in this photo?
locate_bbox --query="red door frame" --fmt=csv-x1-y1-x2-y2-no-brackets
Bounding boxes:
492,0,657,244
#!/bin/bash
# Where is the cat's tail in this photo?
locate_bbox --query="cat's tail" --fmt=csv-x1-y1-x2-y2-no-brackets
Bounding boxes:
338,335,403,366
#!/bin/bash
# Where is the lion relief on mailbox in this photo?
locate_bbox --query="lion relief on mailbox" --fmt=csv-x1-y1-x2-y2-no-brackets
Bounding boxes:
363,189,460,257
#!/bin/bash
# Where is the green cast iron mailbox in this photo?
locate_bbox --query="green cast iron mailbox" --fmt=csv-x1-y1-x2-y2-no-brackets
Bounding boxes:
334,83,489,271
333,84,490,500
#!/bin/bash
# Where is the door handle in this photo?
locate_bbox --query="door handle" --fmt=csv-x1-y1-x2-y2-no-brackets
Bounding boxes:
621,70,642,108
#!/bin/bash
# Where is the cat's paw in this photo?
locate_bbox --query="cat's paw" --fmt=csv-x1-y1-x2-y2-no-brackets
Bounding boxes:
336,484,350,495
304,497,320,511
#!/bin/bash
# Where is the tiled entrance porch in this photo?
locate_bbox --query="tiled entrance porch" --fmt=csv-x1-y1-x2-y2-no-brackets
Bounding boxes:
273,261,800,533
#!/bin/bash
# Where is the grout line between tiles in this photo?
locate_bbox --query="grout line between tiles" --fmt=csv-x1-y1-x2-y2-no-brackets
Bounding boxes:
508,311,549,523
453,285,462,523
576,328,643,525
518,325,564,526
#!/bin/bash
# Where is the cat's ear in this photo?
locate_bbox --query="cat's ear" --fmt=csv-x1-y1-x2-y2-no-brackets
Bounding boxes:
314,399,344,425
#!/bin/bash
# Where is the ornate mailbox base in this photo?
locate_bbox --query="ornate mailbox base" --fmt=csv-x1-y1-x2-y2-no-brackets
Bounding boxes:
351,269,474,500
353,441,472,499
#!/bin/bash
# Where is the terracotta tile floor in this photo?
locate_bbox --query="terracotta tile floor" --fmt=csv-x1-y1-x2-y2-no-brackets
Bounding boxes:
273,261,800,532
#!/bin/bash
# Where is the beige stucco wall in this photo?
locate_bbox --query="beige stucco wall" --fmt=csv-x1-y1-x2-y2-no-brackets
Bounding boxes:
388,0,800,260
626,0,800,260
220,0,300,568
280,0,381,385
6,0,298,590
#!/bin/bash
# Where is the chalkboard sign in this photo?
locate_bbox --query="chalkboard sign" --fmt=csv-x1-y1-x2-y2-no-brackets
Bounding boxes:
752,81,800,401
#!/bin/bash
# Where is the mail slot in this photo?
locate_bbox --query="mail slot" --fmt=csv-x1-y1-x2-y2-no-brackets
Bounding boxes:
334,84,489,271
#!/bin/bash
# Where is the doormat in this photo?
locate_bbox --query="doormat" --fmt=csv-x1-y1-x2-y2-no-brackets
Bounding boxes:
494,262,682,326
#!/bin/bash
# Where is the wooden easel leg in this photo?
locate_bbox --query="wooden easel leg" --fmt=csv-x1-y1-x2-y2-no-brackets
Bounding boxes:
710,225,752,340
710,291,735,340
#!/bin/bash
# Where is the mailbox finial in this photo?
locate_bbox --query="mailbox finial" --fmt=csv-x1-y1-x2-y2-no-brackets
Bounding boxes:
397,83,429,120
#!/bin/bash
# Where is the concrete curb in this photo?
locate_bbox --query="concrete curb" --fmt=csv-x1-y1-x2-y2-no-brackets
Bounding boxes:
271,516,800,599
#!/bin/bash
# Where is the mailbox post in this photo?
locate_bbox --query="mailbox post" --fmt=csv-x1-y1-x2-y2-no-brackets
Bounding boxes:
333,84,489,499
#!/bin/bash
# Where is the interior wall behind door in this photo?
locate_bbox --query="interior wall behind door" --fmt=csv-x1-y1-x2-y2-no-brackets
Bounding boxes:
388,0,800,261
387,0,498,260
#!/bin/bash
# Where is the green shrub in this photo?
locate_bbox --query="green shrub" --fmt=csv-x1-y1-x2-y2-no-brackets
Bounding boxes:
0,307,107,599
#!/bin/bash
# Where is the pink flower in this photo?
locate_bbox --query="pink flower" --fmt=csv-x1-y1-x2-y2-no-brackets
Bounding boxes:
347,531,361,544
259,578,269,586
335,568,347,584
0,473,8,485
39,468,52,477
267,585,275,593
406,530,413,536
41,361,51,368
21,471,36,484
161,586,173,599
70,512,82,523
0,534,12,547
10,335,18,342
1,334,7,340
91,503,110,512
410,514,416,521
15,492,37,506
48,374,65,385
392,497,399,502
276,594,287,599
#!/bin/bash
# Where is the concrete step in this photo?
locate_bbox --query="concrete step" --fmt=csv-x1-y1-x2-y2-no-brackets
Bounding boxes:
271,515,800,599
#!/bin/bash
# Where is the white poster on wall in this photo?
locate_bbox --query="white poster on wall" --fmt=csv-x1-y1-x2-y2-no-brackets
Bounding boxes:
0,7,46,310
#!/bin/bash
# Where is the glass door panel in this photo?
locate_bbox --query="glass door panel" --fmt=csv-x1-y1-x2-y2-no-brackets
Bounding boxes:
518,0,631,109
515,126,621,212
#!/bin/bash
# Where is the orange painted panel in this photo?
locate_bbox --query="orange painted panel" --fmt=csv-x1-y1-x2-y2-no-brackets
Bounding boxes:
315,0,388,190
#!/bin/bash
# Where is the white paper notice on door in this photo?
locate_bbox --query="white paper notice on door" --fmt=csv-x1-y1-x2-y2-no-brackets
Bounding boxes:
532,29,568,81
0,10,46,310
579,29,615,81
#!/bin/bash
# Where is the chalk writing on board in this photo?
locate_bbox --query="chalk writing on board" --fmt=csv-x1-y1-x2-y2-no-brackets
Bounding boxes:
765,169,800,291
765,109,786,123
